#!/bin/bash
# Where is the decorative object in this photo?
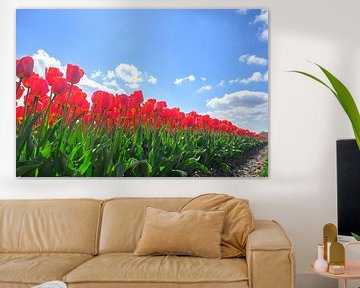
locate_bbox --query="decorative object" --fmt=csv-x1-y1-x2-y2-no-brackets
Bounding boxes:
16,9,269,177
328,264,345,275
291,63,360,150
311,241,360,288
314,244,328,272
329,242,345,275
323,223,337,261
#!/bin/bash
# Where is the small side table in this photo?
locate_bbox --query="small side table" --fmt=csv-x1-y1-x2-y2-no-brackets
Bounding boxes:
311,242,360,288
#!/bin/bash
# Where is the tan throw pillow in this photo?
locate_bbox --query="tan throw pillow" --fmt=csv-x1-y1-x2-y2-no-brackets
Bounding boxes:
134,207,225,258
181,193,254,258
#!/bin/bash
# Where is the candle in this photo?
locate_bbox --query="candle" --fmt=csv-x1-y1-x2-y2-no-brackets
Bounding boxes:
328,264,345,275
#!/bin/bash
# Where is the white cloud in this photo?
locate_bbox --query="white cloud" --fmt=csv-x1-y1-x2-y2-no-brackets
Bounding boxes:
228,78,239,85
103,79,119,88
79,76,126,99
207,103,268,132
239,54,267,66
207,90,268,109
236,9,248,15
174,75,195,85
254,9,268,25
240,72,262,84
263,70,268,81
125,83,140,89
201,77,207,82
91,69,102,79
147,75,158,84
32,49,64,77
206,90,268,132
252,9,268,41
229,71,268,85
104,68,158,88
103,70,115,81
115,63,143,89
258,28,268,41
197,85,212,93
218,80,225,87
240,71,268,84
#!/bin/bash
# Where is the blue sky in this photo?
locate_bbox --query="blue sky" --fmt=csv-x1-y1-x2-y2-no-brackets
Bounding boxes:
16,9,268,132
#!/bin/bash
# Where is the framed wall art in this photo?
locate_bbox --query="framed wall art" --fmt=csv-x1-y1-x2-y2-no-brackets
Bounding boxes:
16,9,269,177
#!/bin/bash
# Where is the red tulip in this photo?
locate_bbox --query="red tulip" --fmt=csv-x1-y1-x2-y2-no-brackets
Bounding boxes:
23,72,39,88
51,78,68,95
30,78,49,98
129,90,144,107
69,86,87,108
16,56,34,79
36,95,50,112
91,91,114,111
46,67,63,86
143,99,156,114
66,64,84,84
155,101,167,113
116,94,129,108
78,99,90,111
16,107,25,122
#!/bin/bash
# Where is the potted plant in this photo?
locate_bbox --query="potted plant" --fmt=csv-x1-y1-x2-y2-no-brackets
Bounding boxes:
291,64,360,240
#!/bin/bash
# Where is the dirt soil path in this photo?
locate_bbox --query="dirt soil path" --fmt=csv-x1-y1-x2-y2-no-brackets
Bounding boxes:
192,145,268,177
232,145,268,177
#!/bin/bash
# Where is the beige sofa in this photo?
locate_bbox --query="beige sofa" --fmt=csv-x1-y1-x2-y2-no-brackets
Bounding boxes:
0,198,295,288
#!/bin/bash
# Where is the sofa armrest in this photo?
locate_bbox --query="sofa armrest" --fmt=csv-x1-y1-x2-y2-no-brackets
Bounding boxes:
246,220,295,288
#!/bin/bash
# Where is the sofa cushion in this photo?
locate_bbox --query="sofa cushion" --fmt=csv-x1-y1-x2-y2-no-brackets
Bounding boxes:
181,194,254,258
99,198,190,253
0,199,102,254
63,253,248,285
0,253,93,285
134,207,225,258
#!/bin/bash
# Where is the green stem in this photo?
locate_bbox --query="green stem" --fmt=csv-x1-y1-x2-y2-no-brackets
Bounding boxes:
63,83,73,125
39,91,56,139
16,78,22,95
23,88,30,118
31,98,39,117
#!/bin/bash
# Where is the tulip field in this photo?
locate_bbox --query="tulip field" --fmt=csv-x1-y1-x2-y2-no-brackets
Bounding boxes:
16,56,268,177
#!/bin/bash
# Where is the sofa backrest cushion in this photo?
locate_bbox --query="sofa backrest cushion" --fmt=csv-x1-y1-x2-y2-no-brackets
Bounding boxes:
0,199,102,254
181,194,254,258
99,198,189,253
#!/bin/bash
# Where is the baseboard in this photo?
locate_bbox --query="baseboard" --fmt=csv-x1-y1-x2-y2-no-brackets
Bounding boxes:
296,273,337,288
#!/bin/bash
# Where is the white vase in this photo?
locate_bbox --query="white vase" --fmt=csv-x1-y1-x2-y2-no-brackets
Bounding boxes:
314,244,328,272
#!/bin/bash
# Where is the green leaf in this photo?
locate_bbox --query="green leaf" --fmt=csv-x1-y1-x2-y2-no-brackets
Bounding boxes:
16,113,41,157
39,141,51,159
38,118,62,147
352,232,360,241
289,70,337,99
317,65,360,146
124,159,151,177
16,160,43,176
78,150,92,175
290,64,360,150
168,169,187,177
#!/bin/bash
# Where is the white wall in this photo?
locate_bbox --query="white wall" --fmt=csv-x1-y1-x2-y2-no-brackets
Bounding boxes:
1,0,360,287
